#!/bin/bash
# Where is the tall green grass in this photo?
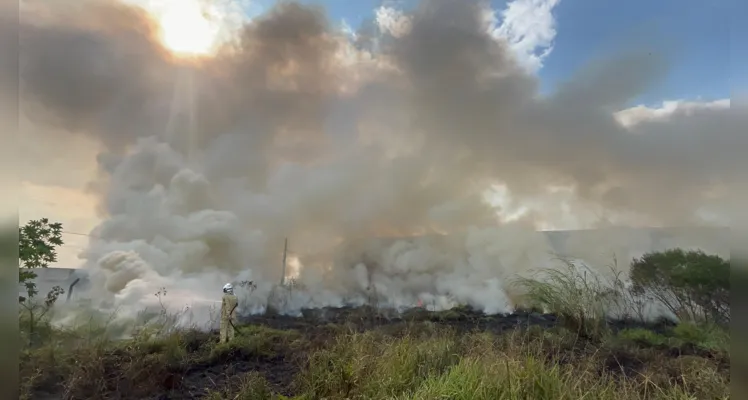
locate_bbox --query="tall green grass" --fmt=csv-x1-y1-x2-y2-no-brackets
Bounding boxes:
513,258,625,337
292,327,728,400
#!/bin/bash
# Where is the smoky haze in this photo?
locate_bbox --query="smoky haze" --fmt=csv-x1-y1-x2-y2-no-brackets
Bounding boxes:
5,0,740,326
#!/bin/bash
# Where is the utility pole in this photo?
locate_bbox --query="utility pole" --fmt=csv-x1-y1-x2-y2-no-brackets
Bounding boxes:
281,237,288,286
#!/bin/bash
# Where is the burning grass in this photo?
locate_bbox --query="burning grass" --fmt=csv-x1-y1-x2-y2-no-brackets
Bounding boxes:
19,256,730,399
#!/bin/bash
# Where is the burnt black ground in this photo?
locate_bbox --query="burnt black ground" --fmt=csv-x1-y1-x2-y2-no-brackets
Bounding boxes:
180,307,678,399
26,307,698,400
239,306,677,335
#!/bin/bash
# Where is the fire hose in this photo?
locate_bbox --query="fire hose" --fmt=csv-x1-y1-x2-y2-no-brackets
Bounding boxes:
228,303,239,333
225,280,256,336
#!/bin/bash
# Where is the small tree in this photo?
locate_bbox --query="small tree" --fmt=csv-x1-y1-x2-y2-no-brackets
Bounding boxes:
19,218,64,301
629,249,729,325
18,218,65,344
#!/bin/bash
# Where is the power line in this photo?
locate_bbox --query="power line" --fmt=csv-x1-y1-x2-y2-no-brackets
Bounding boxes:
62,230,98,238
59,231,99,250
60,242,89,248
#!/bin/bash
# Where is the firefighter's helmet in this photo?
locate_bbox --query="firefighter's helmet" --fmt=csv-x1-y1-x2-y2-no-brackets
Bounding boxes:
223,283,234,295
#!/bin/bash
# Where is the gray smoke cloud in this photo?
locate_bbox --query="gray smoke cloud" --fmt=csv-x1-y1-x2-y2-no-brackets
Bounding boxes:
5,0,739,325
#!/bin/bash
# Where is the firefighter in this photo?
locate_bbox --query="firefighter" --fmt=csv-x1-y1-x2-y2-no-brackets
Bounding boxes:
220,283,239,343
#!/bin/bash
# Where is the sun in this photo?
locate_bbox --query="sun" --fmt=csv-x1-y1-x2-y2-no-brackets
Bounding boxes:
154,0,221,57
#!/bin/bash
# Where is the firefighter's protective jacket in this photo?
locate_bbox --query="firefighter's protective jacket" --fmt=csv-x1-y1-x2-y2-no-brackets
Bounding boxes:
220,293,238,343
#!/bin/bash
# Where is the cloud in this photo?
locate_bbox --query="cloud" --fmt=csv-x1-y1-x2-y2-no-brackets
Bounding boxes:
488,0,561,72
340,18,357,40
3,0,740,323
615,98,731,127
375,5,412,38
373,0,561,72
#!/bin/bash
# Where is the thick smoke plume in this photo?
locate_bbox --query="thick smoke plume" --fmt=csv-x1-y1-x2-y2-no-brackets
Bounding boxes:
6,0,738,325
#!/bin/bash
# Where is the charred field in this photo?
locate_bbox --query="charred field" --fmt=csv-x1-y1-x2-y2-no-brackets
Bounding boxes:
239,305,678,336
20,306,730,400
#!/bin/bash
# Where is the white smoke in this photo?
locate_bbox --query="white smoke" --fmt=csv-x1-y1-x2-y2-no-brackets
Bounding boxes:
7,0,737,329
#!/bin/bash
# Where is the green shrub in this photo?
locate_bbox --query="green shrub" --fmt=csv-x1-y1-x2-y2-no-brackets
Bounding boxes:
672,322,729,352
630,249,729,325
617,328,672,347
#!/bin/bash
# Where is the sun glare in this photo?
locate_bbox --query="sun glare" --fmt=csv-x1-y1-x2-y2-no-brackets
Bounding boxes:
154,0,221,57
